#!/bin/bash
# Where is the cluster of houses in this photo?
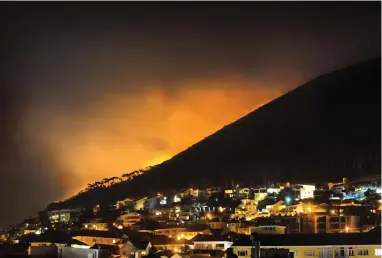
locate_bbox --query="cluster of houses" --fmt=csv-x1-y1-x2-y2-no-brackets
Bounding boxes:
1,176,381,257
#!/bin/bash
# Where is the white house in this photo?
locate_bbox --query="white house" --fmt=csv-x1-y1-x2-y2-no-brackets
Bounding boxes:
192,234,233,251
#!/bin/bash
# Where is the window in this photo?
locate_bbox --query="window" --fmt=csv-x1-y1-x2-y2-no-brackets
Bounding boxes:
348,247,354,256
304,250,314,256
358,249,369,256
340,247,345,257
238,251,248,256
216,244,225,249
376,249,382,256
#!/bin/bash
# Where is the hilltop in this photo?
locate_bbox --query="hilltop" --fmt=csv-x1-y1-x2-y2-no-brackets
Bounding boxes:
49,57,381,210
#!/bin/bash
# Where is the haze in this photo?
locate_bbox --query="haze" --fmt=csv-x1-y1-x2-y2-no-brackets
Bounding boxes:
2,2,380,228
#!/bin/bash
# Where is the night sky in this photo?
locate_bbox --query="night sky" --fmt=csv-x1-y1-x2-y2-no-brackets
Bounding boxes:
2,2,380,228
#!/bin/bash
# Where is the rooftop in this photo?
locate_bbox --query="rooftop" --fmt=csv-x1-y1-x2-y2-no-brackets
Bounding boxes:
191,234,234,243
232,228,381,247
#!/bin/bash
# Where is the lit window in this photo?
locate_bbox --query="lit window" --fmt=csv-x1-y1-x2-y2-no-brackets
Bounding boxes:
112,239,116,244
304,250,314,256
375,249,382,256
238,251,248,257
358,249,369,256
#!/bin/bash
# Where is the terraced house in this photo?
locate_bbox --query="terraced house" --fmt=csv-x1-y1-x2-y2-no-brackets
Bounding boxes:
231,226,381,258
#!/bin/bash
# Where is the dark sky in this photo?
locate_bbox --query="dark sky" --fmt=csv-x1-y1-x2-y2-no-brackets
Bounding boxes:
2,2,380,228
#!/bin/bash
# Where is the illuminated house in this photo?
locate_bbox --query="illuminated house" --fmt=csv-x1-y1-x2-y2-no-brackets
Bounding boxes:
119,239,152,258
82,219,109,231
192,234,234,251
154,225,211,240
224,189,234,199
144,193,171,210
154,227,187,239
302,214,360,234
235,188,252,200
150,235,192,252
292,184,316,200
205,218,228,229
234,199,257,218
253,187,268,204
207,187,223,197
72,231,125,246
148,208,171,222
175,226,212,240
251,225,286,235
169,206,194,221
231,227,381,258
117,212,142,228
47,208,82,225
253,216,303,234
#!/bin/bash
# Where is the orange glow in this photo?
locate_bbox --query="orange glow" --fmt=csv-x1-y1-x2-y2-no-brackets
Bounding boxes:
21,76,298,200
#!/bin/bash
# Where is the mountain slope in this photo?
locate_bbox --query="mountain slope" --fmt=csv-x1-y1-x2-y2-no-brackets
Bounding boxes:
55,57,381,209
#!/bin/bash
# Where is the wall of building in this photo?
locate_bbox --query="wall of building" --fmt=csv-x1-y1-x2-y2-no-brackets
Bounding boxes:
194,241,232,251
29,245,57,257
232,245,382,258
58,246,103,258
251,226,286,235
73,236,122,246
82,223,109,231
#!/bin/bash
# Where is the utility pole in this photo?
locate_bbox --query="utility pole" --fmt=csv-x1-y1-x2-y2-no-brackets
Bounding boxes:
250,233,260,258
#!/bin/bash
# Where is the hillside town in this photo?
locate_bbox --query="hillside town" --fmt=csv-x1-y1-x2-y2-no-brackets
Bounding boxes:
0,176,381,258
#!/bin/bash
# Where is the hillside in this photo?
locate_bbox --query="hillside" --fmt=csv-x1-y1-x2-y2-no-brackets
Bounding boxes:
50,57,381,209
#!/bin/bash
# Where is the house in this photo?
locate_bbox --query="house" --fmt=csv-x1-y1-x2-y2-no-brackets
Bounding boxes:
150,235,192,252
148,208,172,222
144,193,171,209
251,225,286,235
115,197,134,209
231,227,382,258
119,238,152,258
82,219,109,231
302,214,360,234
205,218,227,229
226,220,247,233
207,187,223,197
291,184,316,200
192,234,233,251
117,212,143,228
19,217,42,236
154,225,211,240
116,197,148,211
30,244,108,258
14,231,72,255
235,188,252,200
253,187,268,204
176,226,212,240
169,206,194,221
154,227,187,238
72,230,126,246
253,216,302,234
47,208,82,225
234,199,256,219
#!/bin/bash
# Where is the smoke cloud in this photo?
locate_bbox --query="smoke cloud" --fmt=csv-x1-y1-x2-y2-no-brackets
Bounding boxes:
2,2,380,228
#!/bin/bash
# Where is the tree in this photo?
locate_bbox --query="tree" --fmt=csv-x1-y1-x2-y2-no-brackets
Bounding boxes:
147,246,159,257
182,245,191,255
225,248,238,258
